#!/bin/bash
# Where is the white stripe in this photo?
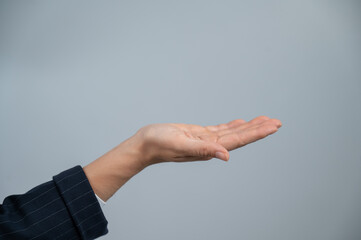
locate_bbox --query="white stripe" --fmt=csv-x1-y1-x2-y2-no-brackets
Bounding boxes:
56,170,82,183
0,193,101,239
72,201,98,216
1,186,56,207
60,179,87,195
80,219,107,236
0,196,60,225
0,203,67,237
67,190,92,205
29,218,71,240
34,208,66,225
30,205,103,239
0,193,101,238
76,210,102,226
1,168,81,208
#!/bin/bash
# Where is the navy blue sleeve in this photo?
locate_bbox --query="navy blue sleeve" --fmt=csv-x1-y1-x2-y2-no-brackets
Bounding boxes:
0,166,108,240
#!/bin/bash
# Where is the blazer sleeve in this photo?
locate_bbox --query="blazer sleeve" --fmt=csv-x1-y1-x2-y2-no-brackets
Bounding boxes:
0,166,108,240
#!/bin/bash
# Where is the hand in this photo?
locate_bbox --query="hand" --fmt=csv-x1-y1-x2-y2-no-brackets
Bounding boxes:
84,116,282,201
133,116,282,165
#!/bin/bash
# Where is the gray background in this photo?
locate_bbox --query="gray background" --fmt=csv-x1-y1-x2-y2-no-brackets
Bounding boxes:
1,1,361,239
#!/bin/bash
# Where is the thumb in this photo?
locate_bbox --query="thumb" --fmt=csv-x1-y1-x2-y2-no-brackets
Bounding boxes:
187,139,230,161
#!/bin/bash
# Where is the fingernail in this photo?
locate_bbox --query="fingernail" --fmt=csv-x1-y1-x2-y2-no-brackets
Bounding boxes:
215,152,227,161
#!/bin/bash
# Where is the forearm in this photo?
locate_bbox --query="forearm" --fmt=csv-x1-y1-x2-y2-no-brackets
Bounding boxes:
83,137,148,202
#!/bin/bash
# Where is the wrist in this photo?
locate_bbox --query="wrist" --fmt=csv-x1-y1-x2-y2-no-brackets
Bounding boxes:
84,136,148,201
112,136,149,175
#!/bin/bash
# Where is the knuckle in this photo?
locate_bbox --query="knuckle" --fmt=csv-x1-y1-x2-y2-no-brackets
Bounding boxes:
258,116,270,121
234,119,245,124
237,135,246,146
199,145,210,157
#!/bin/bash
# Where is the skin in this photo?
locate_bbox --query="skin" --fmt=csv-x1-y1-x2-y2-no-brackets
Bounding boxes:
83,116,282,201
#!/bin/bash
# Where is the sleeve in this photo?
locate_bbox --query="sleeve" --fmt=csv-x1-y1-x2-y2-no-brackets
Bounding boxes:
0,166,108,240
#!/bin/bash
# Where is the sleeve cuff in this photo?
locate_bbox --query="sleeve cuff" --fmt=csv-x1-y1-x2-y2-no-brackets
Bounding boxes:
53,165,108,239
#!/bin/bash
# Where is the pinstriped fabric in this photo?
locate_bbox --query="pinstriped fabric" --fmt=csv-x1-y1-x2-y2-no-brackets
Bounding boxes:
53,166,108,239
0,166,108,239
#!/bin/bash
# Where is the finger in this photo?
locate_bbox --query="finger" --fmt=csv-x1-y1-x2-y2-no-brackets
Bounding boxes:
183,139,230,161
174,155,214,162
218,123,279,151
234,118,282,140
226,119,247,128
205,119,246,132
249,115,271,124
266,118,282,128
216,116,270,136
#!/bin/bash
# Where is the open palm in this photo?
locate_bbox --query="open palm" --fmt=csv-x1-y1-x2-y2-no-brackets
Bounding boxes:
135,116,282,164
